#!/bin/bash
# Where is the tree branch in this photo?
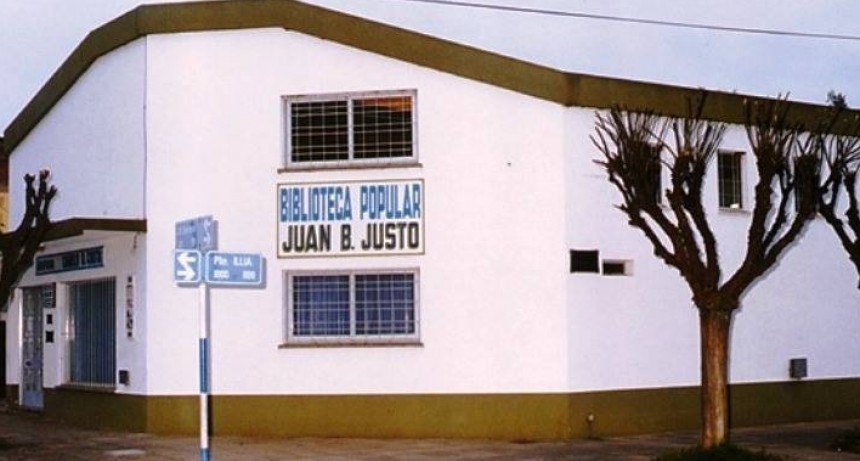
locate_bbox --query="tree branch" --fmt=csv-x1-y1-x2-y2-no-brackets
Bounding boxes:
0,170,57,310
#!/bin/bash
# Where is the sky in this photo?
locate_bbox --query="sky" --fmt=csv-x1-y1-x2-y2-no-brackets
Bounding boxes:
2,0,860,131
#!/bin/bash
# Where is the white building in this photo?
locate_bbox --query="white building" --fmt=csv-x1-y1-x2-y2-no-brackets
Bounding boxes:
2,0,859,439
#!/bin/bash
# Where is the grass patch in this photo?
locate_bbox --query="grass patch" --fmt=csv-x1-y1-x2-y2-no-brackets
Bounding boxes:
830,427,860,453
654,443,784,461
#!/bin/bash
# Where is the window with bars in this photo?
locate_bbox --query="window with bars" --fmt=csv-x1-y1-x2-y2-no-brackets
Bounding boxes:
284,90,416,168
68,278,116,387
718,151,744,209
285,271,419,344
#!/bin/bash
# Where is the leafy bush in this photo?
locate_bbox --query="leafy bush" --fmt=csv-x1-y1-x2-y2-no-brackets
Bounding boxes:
830,427,860,453
654,443,784,461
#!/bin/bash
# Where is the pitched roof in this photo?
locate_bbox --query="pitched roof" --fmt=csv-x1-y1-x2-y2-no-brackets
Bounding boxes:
3,0,854,152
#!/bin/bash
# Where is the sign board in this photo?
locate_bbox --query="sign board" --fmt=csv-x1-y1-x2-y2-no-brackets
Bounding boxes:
277,179,424,258
205,252,263,286
173,250,202,284
175,216,217,252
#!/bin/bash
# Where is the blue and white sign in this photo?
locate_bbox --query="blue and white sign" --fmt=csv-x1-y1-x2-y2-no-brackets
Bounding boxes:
174,250,202,284
176,216,217,252
205,252,263,286
277,179,424,258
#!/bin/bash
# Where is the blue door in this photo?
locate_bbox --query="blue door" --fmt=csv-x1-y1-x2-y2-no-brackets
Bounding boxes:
21,285,53,410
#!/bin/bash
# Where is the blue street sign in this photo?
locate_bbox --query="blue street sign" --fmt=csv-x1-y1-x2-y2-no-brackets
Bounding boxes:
174,250,202,284
176,216,217,252
205,252,263,286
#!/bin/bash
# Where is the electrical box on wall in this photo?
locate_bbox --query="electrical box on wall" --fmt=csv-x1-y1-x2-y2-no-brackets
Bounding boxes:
789,357,807,379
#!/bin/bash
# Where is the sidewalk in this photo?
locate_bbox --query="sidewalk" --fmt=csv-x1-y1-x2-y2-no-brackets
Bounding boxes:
0,406,858,460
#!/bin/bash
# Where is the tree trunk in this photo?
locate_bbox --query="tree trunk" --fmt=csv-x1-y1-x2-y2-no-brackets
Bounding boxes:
699,308,732,448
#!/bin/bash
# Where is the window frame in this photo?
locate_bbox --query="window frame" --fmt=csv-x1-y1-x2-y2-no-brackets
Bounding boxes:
283,269,421,347
717,150,745,210
282,89,418,170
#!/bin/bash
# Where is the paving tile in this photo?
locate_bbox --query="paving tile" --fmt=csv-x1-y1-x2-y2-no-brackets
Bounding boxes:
0,406,858,460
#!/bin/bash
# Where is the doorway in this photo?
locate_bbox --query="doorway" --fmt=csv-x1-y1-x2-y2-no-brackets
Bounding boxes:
21,285,54,410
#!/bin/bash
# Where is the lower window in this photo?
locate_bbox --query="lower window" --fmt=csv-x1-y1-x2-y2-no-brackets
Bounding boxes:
285,271,419,344
68,278,116,386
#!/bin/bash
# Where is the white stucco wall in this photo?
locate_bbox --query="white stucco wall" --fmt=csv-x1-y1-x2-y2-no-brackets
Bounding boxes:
143,28,569,396
8,40,146,223
565,108,860,392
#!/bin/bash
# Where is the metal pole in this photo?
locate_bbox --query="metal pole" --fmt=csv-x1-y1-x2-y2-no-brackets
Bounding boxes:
199,281,210,461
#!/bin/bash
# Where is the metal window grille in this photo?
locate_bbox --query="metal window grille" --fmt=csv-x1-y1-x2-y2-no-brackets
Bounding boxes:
353,96,413,159
718,151,744,209
68,278,116,386
355,274,415,335
285,91,416,166
290,100,349,162
292,275,350,336
287,271,418,342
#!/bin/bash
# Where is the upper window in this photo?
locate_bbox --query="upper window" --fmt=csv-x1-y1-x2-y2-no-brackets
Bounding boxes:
638,142,663,205
718,151,744,209
284,270,419,345
284,90,417,168
651,149,663,205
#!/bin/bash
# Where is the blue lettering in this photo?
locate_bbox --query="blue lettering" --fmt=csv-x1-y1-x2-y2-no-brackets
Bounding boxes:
376,186,385,220
335,187,344,220
360,186,369,219
343,187,352,220
402,186,412,219
327,187,335,220
310,187,320,221
291,188,301,222
412,183,421,218
280,188,289,222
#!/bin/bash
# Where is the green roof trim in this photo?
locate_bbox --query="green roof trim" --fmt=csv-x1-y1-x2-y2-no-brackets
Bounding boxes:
4,0,857,152
44,218,147,241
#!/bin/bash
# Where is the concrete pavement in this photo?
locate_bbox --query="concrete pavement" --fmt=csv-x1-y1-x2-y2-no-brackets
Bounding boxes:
0,405,858,460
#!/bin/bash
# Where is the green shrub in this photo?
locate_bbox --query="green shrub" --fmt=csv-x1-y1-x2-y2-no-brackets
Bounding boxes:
830,427,860,453
654,443,784,461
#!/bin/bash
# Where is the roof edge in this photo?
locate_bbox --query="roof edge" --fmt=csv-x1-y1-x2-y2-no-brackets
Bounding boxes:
4,0,859,152
44,218,147,242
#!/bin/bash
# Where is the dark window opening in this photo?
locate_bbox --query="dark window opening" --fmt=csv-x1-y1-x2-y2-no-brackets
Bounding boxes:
570,250,600,273
602,261,630,276
718,151,743,209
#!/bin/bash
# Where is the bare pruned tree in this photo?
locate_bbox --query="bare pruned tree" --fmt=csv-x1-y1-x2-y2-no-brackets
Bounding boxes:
0,170,57,310
817,111,860,287
592,94,820,448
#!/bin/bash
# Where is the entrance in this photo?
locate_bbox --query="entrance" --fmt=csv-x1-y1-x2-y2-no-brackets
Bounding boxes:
21,285,54,410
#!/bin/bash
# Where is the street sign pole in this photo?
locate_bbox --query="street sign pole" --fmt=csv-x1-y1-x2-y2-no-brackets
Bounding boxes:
175,216,264,461
175,216,217,461
199,281,210,461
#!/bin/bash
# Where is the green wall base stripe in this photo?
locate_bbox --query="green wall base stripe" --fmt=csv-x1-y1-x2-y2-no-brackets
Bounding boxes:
29,378,860,440
43,388,147,432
